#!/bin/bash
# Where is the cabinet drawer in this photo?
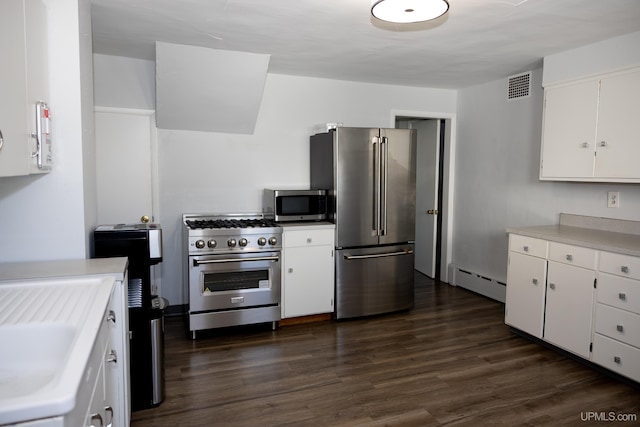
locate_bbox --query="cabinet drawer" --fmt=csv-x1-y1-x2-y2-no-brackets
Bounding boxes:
549,242,597,270
600,251,640,281
595,303,640,348
597,273,640,315
283,229,334,248
509,234,547,258
592,334,640,383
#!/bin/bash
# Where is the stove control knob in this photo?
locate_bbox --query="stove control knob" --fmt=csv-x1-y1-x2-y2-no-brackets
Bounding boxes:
207,239,217,248
268,236,278,246
195,240,205,249
228,238,237,247
239,238,248,247
257,237,267,246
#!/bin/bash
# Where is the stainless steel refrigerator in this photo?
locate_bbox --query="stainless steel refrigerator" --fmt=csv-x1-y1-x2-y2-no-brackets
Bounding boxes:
310,127,416,319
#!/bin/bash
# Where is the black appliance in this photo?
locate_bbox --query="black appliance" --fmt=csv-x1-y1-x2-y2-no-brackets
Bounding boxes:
93,223,165,411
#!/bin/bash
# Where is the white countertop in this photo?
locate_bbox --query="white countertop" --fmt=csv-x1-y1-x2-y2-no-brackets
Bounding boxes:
507,215,640,257
0,257,128,282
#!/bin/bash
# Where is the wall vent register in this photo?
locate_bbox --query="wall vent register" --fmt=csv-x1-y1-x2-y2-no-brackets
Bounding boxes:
508,72,531,100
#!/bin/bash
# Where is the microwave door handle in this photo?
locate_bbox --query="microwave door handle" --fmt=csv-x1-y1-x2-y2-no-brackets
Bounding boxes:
193,255,279,266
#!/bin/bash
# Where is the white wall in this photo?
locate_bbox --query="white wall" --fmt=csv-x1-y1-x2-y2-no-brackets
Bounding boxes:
0,0,95,262
543,31,640,85
94,53,458,306
454,67,640,285
93,54,155,110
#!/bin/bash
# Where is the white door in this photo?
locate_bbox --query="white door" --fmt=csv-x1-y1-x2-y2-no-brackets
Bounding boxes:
413,120,440,277
95,109,157,225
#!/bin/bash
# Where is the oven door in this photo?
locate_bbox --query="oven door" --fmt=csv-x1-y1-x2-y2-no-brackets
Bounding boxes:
189,251,281,312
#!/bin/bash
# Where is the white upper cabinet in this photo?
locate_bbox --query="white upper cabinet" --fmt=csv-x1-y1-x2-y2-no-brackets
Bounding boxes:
595,69,640,179
540,67,640,182
0,0,30,177
0,0,49,178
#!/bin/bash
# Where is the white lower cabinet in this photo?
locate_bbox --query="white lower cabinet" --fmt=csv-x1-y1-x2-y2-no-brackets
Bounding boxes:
544,261,595,358
104,275,130,427
592,252,640,382
506,233,640,384
505,251,547,338
281,225,335,319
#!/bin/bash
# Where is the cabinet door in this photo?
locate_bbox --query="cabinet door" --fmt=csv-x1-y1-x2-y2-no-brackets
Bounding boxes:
505,251,547,338
540,80,598,179
595,69,640,178
0,0,29,177
24,0,50,174
283,245,334,318
544,261,595,358
104,283,128,427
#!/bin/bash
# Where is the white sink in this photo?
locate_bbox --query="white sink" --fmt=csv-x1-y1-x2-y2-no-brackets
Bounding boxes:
0,323,76,399
0,276,115,425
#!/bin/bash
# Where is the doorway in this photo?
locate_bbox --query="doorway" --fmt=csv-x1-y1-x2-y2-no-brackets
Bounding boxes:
395,114,453,282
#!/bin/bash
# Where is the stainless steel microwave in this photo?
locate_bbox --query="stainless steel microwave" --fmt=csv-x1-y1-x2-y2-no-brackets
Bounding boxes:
263,189,327,222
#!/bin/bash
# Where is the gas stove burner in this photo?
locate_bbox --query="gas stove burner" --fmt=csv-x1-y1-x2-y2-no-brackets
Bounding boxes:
183,213,282,256
186,218,279,230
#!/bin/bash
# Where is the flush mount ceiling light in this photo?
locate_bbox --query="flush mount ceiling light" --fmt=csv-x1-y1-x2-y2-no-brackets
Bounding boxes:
371,0,449,24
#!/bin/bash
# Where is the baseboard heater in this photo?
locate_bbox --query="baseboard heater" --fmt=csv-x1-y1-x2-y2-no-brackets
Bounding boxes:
448,264,506,303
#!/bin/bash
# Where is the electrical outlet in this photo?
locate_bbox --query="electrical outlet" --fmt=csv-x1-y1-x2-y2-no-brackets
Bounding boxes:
607,191,620,208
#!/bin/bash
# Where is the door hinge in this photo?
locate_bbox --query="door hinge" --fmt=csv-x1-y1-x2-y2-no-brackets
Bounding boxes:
594,278,597,288
590,342,593,352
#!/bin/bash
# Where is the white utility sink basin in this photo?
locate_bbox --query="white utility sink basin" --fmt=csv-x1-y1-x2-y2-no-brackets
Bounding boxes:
0,323,76,399
0,276,115,425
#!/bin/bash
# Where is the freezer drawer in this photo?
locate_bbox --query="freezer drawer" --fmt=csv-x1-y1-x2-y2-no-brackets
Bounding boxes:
335,244,415,319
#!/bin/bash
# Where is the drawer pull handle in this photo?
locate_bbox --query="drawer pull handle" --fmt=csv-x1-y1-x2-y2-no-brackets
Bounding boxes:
616,324,624,332
619,293,627,301
566,254,573,261
90,413,104,427
307,238,312,243
523,245,529,252
288,268,293,273
106,310,116,324
614,356,621,364
106,349,117,364
621,266,629,274
581,142,589,148
549,283,556,290
532,278,538,285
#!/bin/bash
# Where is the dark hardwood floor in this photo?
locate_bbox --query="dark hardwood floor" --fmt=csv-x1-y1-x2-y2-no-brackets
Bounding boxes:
131,273,640,426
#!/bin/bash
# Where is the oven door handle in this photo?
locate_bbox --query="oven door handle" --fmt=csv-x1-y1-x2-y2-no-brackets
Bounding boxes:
343,250,413,260
193,255,280,266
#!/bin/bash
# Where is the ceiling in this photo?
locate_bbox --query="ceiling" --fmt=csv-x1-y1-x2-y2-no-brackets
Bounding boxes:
91,0,640,89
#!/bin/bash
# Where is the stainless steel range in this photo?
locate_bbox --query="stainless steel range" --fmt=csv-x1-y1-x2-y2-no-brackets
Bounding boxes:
183,213,282,339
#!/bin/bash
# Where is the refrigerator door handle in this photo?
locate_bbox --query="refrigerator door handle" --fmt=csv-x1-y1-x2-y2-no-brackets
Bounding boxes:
380,136,388,236
343,249,413,260
372,136,381,236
